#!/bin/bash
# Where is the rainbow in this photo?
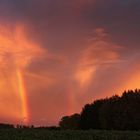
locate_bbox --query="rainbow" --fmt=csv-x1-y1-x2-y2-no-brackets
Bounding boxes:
16,68,28,124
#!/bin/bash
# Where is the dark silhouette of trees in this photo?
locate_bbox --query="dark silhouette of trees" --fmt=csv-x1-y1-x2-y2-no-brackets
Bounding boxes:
59,113,80,129
0,123,14,129
79,89,140,130
59,89,140,130
79,99,107,130
99,95,121,130
119,89,140,130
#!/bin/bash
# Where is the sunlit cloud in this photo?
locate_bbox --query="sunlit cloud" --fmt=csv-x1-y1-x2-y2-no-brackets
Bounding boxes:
75,28,121,87
0,24,43,69
0,23,45,124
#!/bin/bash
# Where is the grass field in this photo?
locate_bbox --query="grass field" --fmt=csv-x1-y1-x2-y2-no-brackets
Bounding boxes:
0,129,140,140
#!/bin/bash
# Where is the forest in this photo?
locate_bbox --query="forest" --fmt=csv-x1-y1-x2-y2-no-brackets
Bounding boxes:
59,89,140,130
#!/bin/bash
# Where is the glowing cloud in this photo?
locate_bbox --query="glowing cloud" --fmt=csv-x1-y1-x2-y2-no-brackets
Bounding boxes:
0,23,44,124
0,25,43,68
75,28,121,87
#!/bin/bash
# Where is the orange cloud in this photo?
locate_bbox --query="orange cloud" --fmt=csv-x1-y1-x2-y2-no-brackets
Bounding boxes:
0,24,44,69
0,23,45,124
75,28,121,87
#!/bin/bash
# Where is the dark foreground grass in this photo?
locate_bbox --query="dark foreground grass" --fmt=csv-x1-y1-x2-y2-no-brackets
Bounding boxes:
0,129,140,140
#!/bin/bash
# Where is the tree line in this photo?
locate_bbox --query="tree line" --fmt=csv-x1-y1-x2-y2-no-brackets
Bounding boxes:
59,89,140,130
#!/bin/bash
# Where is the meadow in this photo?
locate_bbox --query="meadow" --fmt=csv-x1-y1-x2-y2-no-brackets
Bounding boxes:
0,129,140,140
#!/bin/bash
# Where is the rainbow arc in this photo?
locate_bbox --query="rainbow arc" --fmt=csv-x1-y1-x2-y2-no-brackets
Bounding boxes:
16,68,28,124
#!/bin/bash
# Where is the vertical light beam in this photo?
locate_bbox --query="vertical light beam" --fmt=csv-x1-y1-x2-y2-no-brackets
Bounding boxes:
16,68,28,124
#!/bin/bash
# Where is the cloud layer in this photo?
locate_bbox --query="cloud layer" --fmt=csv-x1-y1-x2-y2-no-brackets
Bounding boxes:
0,0,140,125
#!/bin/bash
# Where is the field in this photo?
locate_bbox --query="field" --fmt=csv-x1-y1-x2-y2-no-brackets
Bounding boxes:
0,129,140,140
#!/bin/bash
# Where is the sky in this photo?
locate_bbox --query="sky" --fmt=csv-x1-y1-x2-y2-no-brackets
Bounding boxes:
0,0,140,126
